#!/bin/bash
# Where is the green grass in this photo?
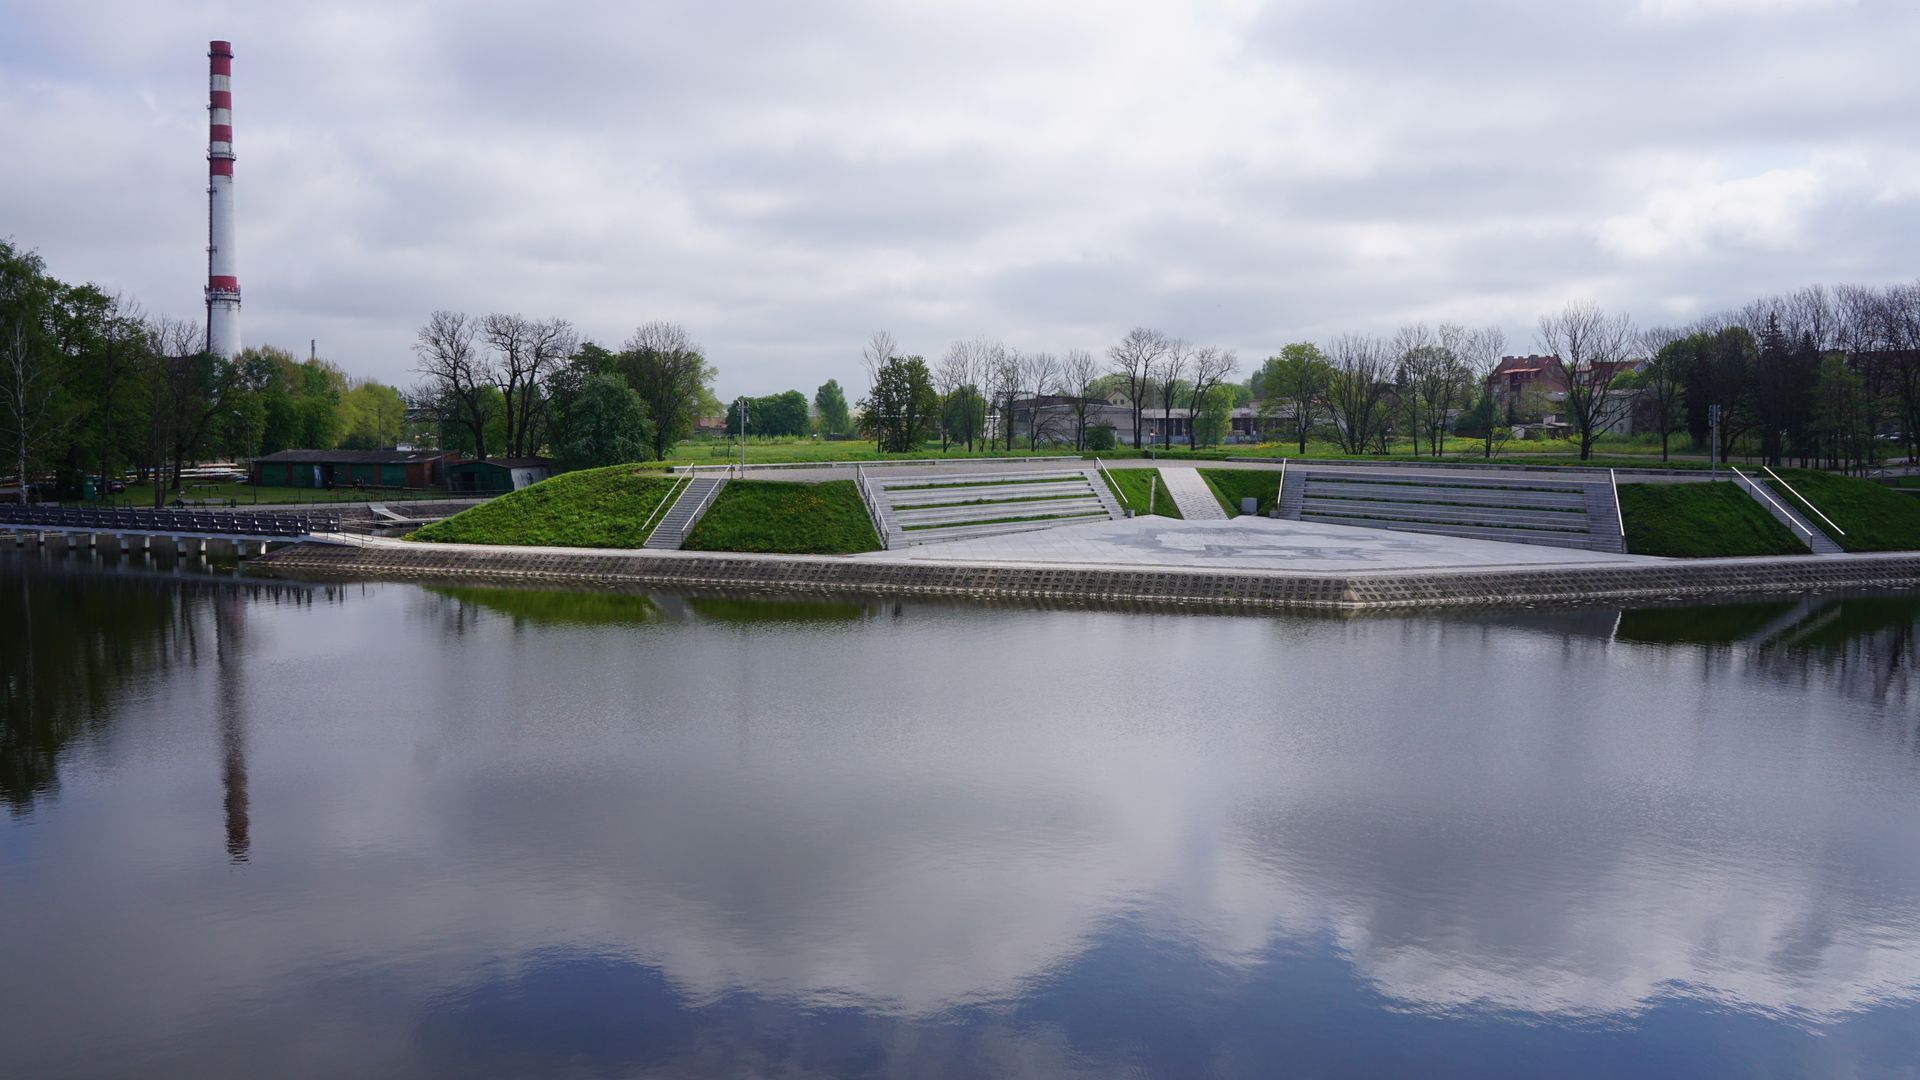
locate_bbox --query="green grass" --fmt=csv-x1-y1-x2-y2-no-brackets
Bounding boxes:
406,464,678,548
1199,468,1283,517
682,479,880,555
1616,482,1804,558
1766,469,1920,551
1100,467,1182,518
428,585,663,625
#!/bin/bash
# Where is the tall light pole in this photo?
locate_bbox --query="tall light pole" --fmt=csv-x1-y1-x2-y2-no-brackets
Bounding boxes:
735,397,749,474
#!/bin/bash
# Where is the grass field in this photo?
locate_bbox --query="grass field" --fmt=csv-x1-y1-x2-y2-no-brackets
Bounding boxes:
1616,482,1804,558
658,434,1715,469
1101,467,1182,519
1766,469,1920,551
682,479,881,555
406,465,679,548
1200,468,1284,517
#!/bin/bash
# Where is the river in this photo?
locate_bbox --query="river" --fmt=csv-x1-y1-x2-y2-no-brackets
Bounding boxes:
2,549,1917,1078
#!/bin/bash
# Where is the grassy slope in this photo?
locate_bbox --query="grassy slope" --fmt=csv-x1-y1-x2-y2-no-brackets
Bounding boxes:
1616,482,1804,558
682,479,880,555
407,464,676,548
1199,468,1282,517
1101,467,1183,519
1766,469,1920,552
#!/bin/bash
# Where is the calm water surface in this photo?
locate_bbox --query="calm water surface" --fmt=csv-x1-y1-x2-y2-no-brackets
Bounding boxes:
3,550,1919,1078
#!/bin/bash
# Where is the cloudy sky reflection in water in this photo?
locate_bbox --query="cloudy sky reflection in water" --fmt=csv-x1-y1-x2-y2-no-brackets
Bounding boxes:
1,563,1917,1076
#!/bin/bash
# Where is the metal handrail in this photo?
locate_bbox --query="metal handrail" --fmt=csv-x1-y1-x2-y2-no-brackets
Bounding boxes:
856,463,890,547
638,470,692,539
1609,468,1625,538
1277,458,1288,515
1764,466,1845,536
1094,457,1123,513
678,470,726,538
1732,467,1812,537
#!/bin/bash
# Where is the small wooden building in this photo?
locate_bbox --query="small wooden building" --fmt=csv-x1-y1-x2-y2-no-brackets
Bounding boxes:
252,449,454,489
446,457,553,494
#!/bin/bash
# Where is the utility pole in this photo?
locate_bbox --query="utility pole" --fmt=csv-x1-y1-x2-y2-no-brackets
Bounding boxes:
1709,404,1720,480
736,397,749,475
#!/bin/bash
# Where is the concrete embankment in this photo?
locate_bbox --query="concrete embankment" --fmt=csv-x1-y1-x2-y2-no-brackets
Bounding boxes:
252,541,1920,612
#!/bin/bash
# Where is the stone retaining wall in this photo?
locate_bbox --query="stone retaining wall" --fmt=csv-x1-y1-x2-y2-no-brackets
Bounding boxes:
253,542,1920,611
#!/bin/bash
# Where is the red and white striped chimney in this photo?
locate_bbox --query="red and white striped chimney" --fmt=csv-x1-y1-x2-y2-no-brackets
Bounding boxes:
205,39,241,358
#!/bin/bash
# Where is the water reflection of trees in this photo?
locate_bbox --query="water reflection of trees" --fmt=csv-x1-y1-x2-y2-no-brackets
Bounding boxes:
0,554,315,820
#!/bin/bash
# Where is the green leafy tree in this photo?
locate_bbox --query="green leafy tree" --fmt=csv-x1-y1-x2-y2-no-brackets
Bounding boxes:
555,372,651,470
611,322,715,460
1257,344,1333,453
860,355,938,453
814,379,852,436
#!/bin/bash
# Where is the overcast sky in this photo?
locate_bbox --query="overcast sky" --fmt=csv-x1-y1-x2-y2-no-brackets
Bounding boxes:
2,0,1916,397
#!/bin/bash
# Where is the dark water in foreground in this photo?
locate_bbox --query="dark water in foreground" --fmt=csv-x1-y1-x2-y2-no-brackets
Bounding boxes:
3,551,1919,1079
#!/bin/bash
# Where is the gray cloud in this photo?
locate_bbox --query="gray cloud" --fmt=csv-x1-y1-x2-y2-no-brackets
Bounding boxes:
1,0,1915,397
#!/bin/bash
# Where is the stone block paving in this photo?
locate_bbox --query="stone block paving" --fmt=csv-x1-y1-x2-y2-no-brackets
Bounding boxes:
857,515,1651,573
1157,466,1229,520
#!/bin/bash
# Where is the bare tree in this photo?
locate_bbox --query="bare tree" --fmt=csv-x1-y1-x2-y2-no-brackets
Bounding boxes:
1062,348,1101,451
934,340,972,452
144,314,236,504
1324,333,1393,455
1637,325,1688,461
1155,338,1193,450
414,310,494,459
1107,327,1167,449
1389,324,1436,455
1536,300,1635,460
1458,325,1507,459
1020,350,1063,448
481,314,575,459
1186,346,1239,448
986,344,1020,451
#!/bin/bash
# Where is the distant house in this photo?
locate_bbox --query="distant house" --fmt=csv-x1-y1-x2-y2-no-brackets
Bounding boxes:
252,449,455,489
446,457,553,494
1486,355,1569,404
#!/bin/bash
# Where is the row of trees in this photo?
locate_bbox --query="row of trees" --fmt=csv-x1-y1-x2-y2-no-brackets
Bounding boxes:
411,315,719,470
1,239,419,505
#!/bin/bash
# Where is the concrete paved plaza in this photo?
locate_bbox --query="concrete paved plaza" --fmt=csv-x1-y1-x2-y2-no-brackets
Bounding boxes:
858,515,1657,573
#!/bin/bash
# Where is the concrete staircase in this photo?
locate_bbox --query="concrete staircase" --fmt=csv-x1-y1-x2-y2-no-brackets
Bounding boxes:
1733,469,1843,554
1281,467,1625,553
866,467,1125,548
643,474,726,550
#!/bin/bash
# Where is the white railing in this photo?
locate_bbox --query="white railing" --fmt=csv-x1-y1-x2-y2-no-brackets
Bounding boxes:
1094,457,1124,513
638,471,692,540
1763,466,1845,537
1277,458,1288,516
1609,468,1625,538
676,469,726,540
1732,467,1813,538
856,463,891,548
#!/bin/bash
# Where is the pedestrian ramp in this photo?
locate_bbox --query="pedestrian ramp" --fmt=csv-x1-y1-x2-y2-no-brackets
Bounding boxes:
1279,467,1626,553
862,466,1126,548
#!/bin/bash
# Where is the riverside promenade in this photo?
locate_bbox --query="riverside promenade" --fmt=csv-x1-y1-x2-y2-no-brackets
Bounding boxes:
255,514,1920,612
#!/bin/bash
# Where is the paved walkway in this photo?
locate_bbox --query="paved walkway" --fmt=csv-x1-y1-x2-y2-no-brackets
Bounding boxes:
857,515,1654,573
1156,466,1229,520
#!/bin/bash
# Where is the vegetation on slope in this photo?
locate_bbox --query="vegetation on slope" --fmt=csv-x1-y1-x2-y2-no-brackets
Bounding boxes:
407,464,676,548
1616,482,1803,558
682,479,880,555
1766,469,1920,552
1200,468,1282,517
1101,467,1183,519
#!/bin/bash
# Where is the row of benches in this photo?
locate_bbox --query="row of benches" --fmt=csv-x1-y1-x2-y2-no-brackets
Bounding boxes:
0,504,338,537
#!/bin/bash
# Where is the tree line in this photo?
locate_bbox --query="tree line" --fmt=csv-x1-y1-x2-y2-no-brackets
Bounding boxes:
0,240,413,505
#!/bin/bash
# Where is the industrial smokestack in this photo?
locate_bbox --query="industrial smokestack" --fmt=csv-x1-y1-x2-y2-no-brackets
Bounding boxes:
205,39,241,358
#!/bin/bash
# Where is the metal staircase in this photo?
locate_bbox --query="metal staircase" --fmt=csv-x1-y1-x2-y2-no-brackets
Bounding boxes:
643,473,727,550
